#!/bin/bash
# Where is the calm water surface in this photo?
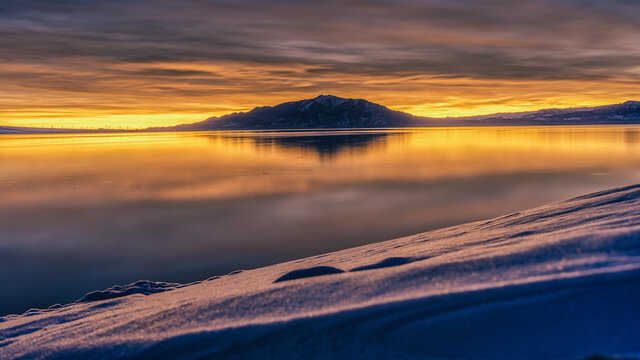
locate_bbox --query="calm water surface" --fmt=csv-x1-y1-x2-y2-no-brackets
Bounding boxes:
1,126,640,314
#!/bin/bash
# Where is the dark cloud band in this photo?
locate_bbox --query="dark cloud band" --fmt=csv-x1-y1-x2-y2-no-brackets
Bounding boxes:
1,0,639,127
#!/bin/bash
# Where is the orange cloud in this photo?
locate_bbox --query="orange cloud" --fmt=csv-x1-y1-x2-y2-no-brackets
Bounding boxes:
1,0,639,128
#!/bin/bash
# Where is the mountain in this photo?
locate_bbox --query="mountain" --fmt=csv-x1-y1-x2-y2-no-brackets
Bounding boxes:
450,100,640,126
171,96,640,131
4,97,640,134
172,95,425,130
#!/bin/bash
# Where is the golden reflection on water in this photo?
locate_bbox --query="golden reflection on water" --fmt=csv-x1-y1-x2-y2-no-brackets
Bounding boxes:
2,127,640,206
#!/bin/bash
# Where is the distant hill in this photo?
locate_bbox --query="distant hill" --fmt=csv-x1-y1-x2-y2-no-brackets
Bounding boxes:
171,95,425,130
450,100,640,126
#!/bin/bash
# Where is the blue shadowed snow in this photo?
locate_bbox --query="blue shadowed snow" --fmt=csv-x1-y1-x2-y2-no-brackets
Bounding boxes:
2,184,640,359
274,266,345,283
350,257,415,272
75,280,181,303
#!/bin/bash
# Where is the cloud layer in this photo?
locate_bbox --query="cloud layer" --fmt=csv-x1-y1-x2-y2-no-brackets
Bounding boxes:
1,0,640,127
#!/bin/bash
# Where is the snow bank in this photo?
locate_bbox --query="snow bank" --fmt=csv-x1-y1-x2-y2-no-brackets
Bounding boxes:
2,185,640,359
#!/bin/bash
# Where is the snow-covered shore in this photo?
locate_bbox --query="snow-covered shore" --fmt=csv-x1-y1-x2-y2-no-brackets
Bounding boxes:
2,185,640,359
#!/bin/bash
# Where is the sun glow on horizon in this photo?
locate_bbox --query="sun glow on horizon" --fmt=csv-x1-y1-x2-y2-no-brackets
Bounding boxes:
1,65,637,129
1,95,634,130
1,113,212,130
2,78,638,130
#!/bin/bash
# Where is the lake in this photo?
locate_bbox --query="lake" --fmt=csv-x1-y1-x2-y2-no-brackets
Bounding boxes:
1,126,640,315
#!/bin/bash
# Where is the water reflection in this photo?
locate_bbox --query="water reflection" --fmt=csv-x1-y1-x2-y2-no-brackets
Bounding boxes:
1,126,640,314
209,131,390,159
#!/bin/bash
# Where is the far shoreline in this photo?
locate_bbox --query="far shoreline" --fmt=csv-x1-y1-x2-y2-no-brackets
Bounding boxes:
5,123,640,135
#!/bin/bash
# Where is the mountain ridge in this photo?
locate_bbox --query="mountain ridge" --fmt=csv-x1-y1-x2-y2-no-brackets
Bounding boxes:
172,95,420,130
453,100,640,125
169,96,640,130
3,96,640,134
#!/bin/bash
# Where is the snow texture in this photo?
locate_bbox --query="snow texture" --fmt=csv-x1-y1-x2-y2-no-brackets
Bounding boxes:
75,280,182,303
2,184,640,359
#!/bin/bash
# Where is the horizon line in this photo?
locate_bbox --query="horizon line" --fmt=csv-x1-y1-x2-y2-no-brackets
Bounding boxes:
1,96,637,131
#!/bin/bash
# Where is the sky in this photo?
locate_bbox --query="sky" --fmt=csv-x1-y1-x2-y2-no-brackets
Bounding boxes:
1,0,640,129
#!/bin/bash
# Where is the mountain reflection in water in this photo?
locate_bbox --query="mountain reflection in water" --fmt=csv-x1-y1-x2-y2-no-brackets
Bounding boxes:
208,131,389,159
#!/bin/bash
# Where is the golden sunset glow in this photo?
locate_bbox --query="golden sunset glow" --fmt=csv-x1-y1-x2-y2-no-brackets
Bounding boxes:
2,77,639,129
1,1,639,129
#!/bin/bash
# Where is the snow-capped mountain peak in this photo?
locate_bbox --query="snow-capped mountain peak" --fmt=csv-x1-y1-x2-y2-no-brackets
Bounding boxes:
312,94,348,107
